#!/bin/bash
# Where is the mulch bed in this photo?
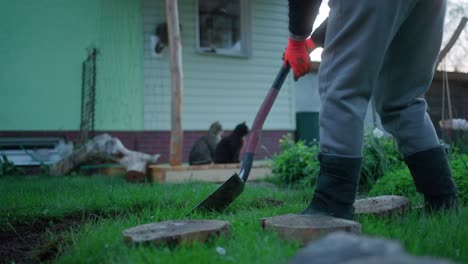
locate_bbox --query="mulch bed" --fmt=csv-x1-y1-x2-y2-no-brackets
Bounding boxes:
0,215,96,263
0,201,177,263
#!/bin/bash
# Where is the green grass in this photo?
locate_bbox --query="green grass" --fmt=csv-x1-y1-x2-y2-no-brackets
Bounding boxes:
1,175,466,263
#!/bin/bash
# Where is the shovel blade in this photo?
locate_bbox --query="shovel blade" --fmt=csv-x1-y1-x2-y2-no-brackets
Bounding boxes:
188,173,245,214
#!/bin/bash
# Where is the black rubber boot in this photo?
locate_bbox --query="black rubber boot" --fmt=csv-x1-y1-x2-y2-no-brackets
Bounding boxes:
301,153,362,220
404,145,459,213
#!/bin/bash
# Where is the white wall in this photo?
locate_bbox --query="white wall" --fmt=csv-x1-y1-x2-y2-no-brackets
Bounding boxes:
141,0,295,131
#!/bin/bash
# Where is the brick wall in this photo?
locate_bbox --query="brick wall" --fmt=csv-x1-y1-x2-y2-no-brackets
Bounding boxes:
0,130,291,163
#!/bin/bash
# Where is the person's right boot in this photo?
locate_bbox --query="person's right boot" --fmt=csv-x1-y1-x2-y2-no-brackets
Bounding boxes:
301,153,362,220
404,145,459,213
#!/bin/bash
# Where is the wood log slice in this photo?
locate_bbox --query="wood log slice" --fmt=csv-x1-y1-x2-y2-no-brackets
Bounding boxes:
261,214,361,245
123,220,230,247
354,195,410,216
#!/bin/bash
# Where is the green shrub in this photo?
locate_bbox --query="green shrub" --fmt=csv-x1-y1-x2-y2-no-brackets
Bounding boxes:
360,133,403,192
272,132,404,190
368,166,415,197
271,131,466,204
271,134,319,187
369,152,468,206
450,152,468,205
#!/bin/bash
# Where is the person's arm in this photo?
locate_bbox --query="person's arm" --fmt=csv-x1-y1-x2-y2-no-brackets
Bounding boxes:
284,0,323,80
289,0,323,40
310,18,327,48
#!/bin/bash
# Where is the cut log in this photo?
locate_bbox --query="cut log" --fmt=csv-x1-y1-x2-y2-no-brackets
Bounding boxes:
261,214,361,245
354,195,410,216
49,134,160,178
123,220,231,247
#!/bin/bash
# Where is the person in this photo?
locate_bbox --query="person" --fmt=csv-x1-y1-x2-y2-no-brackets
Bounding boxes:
283,0,459,220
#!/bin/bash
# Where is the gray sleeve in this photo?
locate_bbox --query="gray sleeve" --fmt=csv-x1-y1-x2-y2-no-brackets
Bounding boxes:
288,0,323,39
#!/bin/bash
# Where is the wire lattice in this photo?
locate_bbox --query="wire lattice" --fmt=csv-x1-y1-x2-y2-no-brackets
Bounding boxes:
79,48,98,145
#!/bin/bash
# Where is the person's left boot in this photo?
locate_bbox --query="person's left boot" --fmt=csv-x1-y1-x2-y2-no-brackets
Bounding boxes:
301,153,362,220
404,145,459,213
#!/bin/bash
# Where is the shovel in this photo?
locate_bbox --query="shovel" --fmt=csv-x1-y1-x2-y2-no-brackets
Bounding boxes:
188,64,291,214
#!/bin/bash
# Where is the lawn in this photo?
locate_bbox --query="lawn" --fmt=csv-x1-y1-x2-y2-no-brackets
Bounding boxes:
0,175,466,264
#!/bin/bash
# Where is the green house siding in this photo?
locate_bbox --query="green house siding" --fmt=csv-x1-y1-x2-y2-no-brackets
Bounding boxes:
95,0,144,131
2,0,295,132
142,0,295,131
0,0,144,131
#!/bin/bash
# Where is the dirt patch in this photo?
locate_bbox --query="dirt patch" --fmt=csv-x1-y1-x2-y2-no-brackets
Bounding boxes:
0,215,89,264
0,200,187,263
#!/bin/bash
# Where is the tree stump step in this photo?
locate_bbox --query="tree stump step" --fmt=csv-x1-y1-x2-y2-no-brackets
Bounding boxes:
261,214,361,245
355,195,410,216
123,220,230,246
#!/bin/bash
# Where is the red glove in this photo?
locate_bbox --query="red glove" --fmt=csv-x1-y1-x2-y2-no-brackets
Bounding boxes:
284,37,315,80
305,38,317,52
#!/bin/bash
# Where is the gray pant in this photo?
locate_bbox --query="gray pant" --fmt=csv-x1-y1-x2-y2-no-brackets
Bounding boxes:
318,0,446,157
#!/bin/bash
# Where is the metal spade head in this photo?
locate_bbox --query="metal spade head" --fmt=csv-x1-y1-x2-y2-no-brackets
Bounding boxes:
187,173,245,215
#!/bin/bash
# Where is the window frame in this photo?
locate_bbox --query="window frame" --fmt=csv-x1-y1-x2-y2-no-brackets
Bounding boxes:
195,0,251,57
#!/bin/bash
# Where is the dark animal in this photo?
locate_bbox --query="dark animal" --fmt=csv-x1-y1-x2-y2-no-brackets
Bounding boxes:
154,22,168,54
189,121,223,165
214,122,249,164
154,22,182,54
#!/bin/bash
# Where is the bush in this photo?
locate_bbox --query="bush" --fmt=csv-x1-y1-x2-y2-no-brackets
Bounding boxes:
369,152,468,206
368,166,415,197
271,131,403,191
271,134,319,187
360,132,403,192
271,131,466,204
450,152,468,205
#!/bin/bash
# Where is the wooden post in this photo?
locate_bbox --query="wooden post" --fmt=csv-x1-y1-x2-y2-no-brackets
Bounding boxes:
166,0,184,166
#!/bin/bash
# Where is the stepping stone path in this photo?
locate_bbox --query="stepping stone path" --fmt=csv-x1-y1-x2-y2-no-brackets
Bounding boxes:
260,196,409,245
289,231,455,264
122,196,410,248
355,195,410,216
261,214,361,245
123,220,230,247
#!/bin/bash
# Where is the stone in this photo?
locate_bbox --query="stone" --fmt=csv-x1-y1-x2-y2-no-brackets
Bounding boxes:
289,232,455,264
261,214,361,245
354,195,410,216
123,220,230,247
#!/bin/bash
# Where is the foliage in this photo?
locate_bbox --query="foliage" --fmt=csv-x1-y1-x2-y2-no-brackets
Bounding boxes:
367,166,416,198
369,152,468,206
360,133,403,192
271,132,404,191
447,152,468,205
271,134,319,187
447,133,468,154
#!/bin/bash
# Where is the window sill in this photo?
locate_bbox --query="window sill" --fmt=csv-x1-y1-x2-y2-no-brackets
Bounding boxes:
196,48,250,59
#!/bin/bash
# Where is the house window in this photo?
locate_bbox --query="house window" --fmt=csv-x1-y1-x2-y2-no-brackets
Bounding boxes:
197,0,250,56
